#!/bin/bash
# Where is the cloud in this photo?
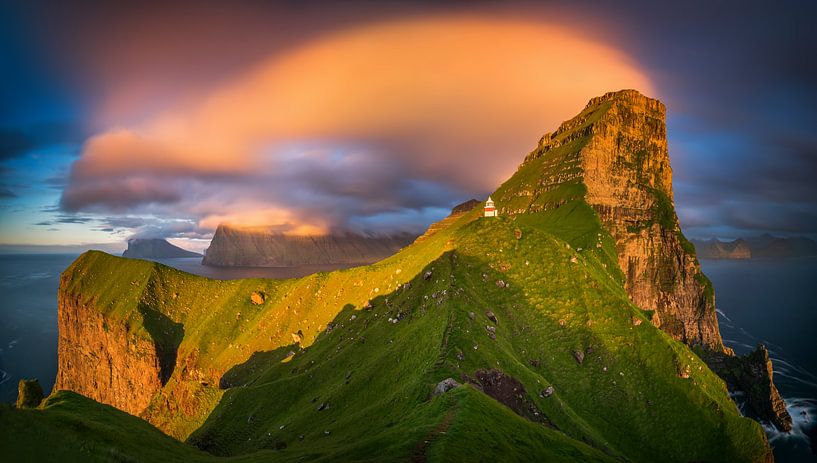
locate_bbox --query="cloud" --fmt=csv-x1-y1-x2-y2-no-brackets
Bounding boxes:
60,15,652,236
0,122,84,160
0,187,16,198
672,124,817,238
61,176,182,211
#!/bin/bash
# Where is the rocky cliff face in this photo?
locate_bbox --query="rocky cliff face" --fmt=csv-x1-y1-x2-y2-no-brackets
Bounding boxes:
509,89,725,352
202,226,415,267
702,345,793,432
55,290,165,416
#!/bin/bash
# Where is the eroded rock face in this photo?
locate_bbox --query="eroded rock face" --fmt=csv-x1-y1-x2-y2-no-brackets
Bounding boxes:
55,291,165,417
16,379,44,409
520,90,725,352
702,345,793,432
469,369,550,426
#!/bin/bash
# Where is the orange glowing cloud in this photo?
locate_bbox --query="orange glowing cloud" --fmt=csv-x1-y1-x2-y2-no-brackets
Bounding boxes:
62,14,653,234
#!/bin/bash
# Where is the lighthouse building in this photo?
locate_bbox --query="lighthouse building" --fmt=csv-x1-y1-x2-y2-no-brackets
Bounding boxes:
484,196,498,217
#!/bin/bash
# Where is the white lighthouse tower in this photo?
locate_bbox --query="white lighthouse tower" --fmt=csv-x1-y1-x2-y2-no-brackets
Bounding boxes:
484,196,498,217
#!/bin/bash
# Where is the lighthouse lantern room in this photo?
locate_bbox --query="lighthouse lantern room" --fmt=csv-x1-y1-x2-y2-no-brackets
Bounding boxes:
484,196,498,217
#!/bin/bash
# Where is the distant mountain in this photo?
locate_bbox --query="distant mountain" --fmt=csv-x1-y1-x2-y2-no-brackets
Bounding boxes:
691,238,752,259
744,234,817,258
692,235,817,259
122,238,201,259
202,226,417,267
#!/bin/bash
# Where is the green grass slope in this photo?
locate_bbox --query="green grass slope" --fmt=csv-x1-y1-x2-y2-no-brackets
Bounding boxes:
6,93,770,461
184,205,766,462
0,391,217,462
19,198,768,461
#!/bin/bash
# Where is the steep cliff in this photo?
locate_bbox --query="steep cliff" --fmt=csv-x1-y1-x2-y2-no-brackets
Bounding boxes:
202,225,415,267
496,89,725,352
55,267,181,417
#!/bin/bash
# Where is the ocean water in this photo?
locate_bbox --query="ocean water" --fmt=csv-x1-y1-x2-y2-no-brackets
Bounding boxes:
0,254,75,404
701,257,817,462
0,253,814,460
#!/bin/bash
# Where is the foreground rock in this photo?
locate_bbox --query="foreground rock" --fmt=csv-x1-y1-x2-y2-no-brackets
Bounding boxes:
202,225,415,267
432,378,460,396
469,369,550,425
702,344,793,432
16,379,43,408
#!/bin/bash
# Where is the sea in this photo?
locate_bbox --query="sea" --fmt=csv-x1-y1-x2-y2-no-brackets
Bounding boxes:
0,253,814,461
701,257,817,462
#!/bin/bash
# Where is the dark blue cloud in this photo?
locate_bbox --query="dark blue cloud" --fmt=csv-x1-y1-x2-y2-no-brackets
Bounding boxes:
575,0,817,238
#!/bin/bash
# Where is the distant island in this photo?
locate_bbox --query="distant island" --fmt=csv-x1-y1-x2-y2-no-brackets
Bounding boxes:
202,225,416,267
692,234,817,259
122,238,201,259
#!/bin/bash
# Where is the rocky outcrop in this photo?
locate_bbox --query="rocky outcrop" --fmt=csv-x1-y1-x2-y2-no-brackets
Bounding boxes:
702,345,793,432
16,379,44,408
414,200,478,244
202,225,415,267
468,369,550,426
123,238,201,259
691,238,752,259
451,199,480,214
55,290,166,417
515,89,725,352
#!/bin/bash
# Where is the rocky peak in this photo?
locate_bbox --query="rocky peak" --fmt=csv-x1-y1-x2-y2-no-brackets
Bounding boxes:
500,89,725,352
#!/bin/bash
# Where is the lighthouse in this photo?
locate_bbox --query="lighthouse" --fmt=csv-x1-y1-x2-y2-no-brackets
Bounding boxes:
484,196,498,217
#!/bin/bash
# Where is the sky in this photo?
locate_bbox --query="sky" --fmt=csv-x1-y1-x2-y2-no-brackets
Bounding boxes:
0,0,815,253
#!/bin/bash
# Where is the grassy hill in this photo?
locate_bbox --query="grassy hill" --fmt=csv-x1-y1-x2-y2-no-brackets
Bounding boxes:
3,201,768,461
1,91,770,461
